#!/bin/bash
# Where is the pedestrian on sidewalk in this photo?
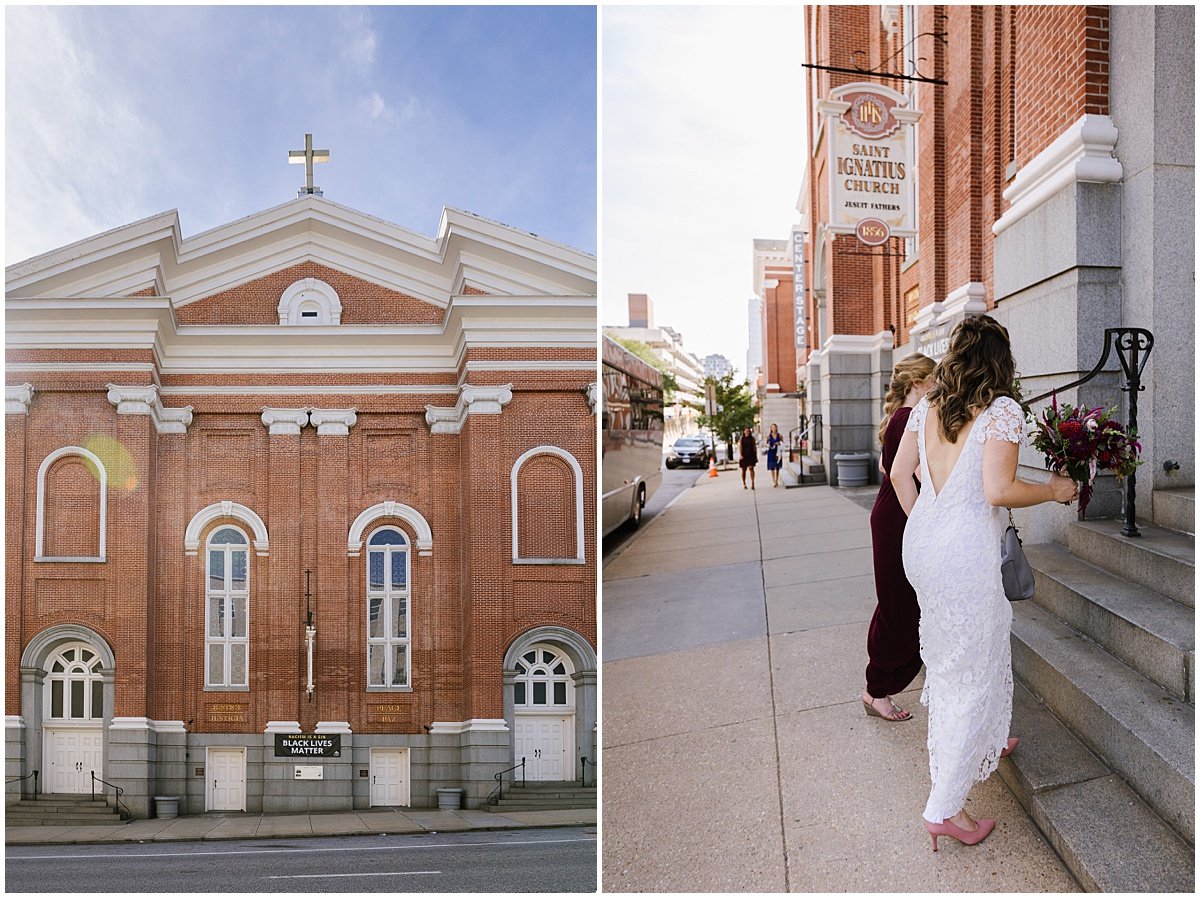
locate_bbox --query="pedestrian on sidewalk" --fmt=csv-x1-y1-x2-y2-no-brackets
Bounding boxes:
765,423,784,487
890,315,1077,851
738,426,758,489
862,353,935,722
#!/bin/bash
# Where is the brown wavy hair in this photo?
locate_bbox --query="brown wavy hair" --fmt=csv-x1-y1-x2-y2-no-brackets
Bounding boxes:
878,353,936,444
926,315,1017,442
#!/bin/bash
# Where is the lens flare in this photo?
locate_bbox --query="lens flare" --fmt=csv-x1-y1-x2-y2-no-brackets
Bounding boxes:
81,434,139,493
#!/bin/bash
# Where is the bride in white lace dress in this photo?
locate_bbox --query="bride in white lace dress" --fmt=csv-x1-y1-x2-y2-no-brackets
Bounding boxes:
890,315,1076,850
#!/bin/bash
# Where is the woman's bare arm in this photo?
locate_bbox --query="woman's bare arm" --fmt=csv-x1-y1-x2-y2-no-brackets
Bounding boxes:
890,429,920,516
982,439,1076,507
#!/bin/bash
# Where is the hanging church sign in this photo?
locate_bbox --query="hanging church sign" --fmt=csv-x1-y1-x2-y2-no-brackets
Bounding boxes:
817,82,921,243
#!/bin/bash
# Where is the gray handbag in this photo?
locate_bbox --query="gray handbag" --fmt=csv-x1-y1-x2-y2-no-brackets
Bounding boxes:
1000,509,1034,601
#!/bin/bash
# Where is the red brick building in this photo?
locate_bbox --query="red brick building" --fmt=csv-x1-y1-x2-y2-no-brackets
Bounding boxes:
5,196,597,816
751,239,801,434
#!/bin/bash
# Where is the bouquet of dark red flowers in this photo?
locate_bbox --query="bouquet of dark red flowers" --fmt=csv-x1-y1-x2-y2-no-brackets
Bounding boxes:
1029,395,1142,520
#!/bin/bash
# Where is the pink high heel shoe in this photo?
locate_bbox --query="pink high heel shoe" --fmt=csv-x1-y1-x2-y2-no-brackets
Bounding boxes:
924,816,996,851
1000,737,1019,758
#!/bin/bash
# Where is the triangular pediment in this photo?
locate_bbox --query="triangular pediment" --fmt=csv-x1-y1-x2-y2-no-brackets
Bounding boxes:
5,196,595,306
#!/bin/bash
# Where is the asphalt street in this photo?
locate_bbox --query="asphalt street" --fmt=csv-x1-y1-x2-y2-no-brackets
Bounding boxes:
4,826,597,893
603,463,705,558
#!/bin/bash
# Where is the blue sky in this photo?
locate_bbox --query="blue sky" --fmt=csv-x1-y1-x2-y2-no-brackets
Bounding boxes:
5,5,596,263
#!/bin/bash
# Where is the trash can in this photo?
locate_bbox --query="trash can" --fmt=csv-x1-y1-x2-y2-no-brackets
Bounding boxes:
154,796,180,819
833,452,872,487
436,787,464,810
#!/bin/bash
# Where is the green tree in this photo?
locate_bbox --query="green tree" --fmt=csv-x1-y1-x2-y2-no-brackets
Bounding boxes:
685,373,761,460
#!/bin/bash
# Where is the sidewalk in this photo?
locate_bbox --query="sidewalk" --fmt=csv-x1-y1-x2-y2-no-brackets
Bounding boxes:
601,469,1079,892
5,806,595,846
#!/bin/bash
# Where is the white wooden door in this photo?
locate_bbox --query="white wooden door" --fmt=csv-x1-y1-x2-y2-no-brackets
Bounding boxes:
514,716,573,781
369,748,409,806
208,748,246,811
45,728,102,794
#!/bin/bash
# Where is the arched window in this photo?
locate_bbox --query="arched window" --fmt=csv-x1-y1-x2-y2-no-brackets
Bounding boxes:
45,643,105,721
206,526,249,689
277,278,342,325
366,526,410,688
35,446,107,561
513,645,575,709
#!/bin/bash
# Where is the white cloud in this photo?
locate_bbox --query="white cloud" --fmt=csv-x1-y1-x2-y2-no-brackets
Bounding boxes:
602,6,807,373
338,8,378,71
5,7,173,262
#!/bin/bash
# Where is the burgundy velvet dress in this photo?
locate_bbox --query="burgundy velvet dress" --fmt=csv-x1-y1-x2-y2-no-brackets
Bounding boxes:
865,406,923,698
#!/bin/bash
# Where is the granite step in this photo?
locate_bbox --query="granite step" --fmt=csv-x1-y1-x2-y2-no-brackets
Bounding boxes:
1024,542,1194,701
1153,487,1195,535
1068,518,1194,608
1010,603,1194,843
998,681,1194,892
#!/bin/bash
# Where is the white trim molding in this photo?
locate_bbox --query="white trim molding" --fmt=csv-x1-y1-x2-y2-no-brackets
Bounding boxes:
993,114,1122,236
6,383,33,415
278,278,342,325
309,408,357,435
106,383,193,434
511,445,586,565
940,282,988,319
347,501,433,557
820,334,889,355
314,721,353,734
184,500,269,556
264,720,302,734
427,719,509,735
6,715,26,729
108,717,154,731
35,446,107,562
424,383,513,434
261,407,310,435
585,382,599,415
909,300,944,341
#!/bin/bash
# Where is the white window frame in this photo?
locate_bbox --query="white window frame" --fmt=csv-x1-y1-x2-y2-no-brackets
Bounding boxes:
513,644,576,711
205,525,250,690
277,278,342,325
365,526,412,691
35,446,107,562
511,446,585,565
44,642,105,723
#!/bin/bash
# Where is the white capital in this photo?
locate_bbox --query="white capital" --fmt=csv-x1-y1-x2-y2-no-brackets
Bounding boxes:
261,407,310,435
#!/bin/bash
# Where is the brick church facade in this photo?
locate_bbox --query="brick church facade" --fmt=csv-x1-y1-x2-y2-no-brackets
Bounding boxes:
5,196,597,816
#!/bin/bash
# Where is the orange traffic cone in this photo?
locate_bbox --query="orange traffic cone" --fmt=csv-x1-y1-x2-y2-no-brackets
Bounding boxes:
708,456,719,477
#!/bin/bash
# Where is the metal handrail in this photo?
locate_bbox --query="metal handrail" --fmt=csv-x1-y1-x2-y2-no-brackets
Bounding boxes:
91,770,131,820
580,756,598,788
487,757,526,805
6,769,38,797
1021,327,1153,538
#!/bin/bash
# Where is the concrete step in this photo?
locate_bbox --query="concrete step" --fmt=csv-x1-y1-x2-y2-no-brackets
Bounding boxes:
998,681,1194,892
1068,518,1194,608
1024,543,1194,701
5,813,127,826
1153,487,1195,535
506,786,596,797
7,799,118,813
1011,603,1195,843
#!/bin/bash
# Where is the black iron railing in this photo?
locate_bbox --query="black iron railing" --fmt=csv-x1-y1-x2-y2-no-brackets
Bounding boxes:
487,757,526,805
1023,327,1153,538
580,756,598,788
91,770,131,820
788,414,824,462
6,769,38,798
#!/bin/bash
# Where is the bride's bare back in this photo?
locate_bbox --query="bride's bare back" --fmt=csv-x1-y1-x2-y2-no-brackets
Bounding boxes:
923,405,979,496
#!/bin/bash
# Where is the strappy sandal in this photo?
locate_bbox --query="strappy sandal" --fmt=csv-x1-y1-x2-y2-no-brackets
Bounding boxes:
862,696,913,722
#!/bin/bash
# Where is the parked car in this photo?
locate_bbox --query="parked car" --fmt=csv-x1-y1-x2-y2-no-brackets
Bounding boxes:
665,436,711,469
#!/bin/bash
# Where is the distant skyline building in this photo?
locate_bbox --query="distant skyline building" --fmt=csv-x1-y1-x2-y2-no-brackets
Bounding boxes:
746,295,764,389
701,353,733,380
627,293,654,328
752,238,800,436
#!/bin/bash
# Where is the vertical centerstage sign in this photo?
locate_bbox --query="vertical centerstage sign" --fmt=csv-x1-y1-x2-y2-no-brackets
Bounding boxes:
816,83,921,243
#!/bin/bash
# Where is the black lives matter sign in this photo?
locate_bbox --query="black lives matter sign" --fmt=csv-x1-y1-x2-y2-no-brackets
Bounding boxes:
274,734,341,758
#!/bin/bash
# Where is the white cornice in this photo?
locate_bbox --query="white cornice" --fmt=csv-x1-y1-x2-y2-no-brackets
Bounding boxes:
427,718,509,735
993,114,1122,236
314,721,353,734
821,333,890,355
264,720,302,734
309,408,358,435
6,383,33,415
7,197,596,307
106,383,193,433
941,282,988,318
261,407,310,434
424,383,513,434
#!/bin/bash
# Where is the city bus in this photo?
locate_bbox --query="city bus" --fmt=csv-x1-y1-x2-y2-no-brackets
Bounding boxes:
602,336,664,537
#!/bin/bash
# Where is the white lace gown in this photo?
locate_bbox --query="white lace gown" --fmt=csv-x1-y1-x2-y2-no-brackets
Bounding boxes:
901,395,1022,823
